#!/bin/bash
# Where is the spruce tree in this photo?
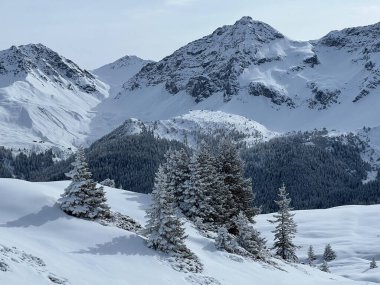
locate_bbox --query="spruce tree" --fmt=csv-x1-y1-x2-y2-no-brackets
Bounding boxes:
164,148,191,212
269,184,298,262
307,245,317,266
145,165,189,254
323,244,336,262
58,147,110,219
218,139,259,226
215,227,238,253
370,257,377,269
320,260,330,273
234,212,267,259
183,141,231,227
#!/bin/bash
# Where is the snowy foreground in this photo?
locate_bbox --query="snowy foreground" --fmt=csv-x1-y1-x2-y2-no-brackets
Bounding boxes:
0,179,378,285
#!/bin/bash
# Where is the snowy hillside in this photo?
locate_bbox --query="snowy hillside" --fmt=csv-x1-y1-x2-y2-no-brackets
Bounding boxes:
0,178,375,285
257,206,380,284
0,44,108,153
102,110,279,148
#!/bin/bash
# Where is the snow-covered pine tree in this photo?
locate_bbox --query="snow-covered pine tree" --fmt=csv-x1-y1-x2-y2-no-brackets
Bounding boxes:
145,164,189,254
183,141,231,227
307,245,317,266
218,139,259,228
100,178,116,188
320,260,330,273
370,257,378,269
215,226,239,253
269,184,298,262
234,212,267,259
323,244,336,262
58,147,110,219
164,148,191,212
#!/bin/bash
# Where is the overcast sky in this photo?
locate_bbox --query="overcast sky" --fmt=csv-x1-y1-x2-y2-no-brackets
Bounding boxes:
1,0,380,69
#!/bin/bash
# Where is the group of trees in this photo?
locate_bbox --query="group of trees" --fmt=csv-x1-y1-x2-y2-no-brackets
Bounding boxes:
242,132,378,212
16,132,377,273
55,139,301,265
1,129,380,213
144,139,268,260
307,244,337,272
144,140,304,264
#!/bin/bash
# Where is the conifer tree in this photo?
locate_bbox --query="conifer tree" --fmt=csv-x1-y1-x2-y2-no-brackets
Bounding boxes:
370,257,377,269
218,139,259,225
58,147,110,219
164,148,191,211
307,245,317,266
183,141,231,227
269,184,298,262
234,212,267,259
320,260,330,273
145,164,189,254
323,244,336,262
215,227,238,253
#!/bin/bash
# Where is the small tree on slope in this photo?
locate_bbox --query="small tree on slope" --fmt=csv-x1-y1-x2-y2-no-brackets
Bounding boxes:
234,212,267,259
145,164,189,254
58,147,110,219
269,184,298,262
215,226,239,253
320,260,330,273
323,244,337,262
370,257,377,269
307,245,317,266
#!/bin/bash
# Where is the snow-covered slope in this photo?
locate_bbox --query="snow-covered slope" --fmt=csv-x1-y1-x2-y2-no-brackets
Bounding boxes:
257,205,380,284
0,178,374,285
0,44,108,153
108,110,278,148
94,17,380,134
92,55,152,94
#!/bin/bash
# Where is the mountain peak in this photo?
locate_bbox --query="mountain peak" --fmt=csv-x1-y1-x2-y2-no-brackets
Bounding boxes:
211,16,284,43
0,43,103,95
124,16,290,102
234,16,271,28
235,16,254,24
318,21,380,50
93,55,152,89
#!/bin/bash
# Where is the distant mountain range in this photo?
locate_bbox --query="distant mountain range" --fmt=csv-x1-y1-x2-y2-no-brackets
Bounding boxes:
1,17,380,154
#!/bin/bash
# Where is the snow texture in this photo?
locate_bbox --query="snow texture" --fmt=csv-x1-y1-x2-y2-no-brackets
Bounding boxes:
0,178,378,285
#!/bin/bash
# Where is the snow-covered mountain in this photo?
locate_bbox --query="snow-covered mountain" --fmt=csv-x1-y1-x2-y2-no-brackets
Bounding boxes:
1,178,378,285
92,55,152,94
0,44,108,153
2,18,380,153
98,17,380,134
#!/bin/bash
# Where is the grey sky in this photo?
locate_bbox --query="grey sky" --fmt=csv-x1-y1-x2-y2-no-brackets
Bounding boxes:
1,0,380,69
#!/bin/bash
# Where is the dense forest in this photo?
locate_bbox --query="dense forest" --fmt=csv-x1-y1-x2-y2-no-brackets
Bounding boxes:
0,129,379,212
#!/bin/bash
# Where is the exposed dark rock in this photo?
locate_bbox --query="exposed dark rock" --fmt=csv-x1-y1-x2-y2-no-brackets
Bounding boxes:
353,89,370,103
303,54,320,67
165,80,179,94
248,82,294,107
308,83,341,109
186,76,215,103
